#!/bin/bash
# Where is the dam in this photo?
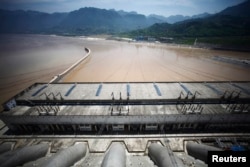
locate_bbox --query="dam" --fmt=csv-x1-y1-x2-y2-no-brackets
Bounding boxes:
0,36,250,166
0,81,250,167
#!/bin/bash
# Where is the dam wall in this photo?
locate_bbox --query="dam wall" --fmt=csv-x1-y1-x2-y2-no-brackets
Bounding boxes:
49,47,91,83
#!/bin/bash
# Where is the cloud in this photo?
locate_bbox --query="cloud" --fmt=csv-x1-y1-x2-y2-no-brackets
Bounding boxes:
0,0,66,3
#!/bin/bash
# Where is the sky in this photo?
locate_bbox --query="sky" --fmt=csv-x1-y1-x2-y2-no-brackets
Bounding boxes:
0,0,247,17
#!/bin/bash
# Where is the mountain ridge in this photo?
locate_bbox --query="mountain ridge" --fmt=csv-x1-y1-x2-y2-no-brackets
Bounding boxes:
0,7,165,35
148,13,211,24
0,7,219,35
0,1,249,36
124,1,250,38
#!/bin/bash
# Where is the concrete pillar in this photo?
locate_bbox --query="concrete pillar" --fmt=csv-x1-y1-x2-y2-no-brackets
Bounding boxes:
0,143,49,167
41,143,87,167
186,141,222,163
101,143,126,167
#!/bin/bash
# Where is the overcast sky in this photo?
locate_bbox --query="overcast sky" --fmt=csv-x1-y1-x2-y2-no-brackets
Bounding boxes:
0,0,246,17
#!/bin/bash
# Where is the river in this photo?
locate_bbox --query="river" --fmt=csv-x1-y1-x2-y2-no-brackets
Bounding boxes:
0,34,250,105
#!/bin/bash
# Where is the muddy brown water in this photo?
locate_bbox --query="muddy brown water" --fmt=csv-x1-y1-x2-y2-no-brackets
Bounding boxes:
63,39,250,82
0,34,250,106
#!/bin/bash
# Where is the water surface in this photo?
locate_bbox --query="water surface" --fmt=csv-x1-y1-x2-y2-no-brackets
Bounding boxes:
0,34,249,106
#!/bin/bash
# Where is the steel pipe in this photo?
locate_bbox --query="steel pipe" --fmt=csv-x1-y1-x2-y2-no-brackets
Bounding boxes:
101,143,126,167
41,143,87,167
148,143,184,167
0,143,49,167
186,141,222,163
0,143,12,155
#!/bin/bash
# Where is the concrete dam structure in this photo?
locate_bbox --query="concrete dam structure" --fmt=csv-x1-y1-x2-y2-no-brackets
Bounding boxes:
0,81,250,167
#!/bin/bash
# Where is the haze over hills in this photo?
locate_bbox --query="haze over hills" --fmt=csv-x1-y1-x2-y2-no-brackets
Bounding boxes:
125,1,250,39
0,5,225,35
0,0,249,38
0,10,67,33
148,13,211,24
0,7,165,35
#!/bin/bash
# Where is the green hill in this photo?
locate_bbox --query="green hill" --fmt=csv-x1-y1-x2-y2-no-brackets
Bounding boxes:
122,1,250,49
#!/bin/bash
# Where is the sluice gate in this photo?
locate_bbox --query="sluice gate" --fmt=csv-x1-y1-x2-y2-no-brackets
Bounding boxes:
1,82,250,167
1,82,250,135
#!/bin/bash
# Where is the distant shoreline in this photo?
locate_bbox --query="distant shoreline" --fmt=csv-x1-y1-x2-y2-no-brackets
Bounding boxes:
105,36,250,52
2,33,249,52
